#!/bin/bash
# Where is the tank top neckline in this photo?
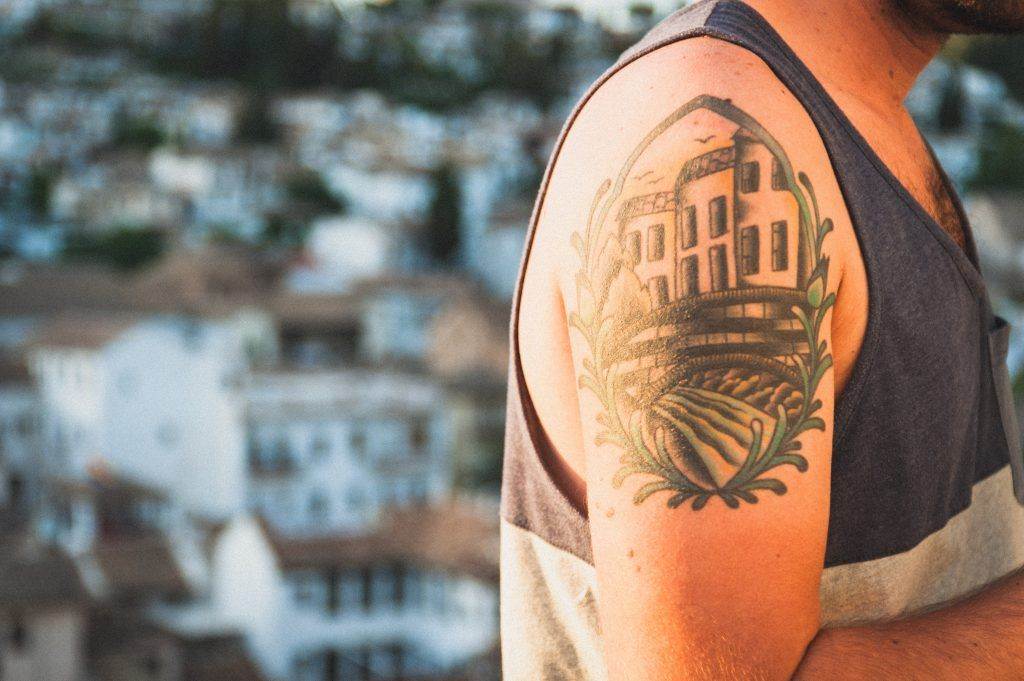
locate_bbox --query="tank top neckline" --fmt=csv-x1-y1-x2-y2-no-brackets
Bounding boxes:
712,0,987,299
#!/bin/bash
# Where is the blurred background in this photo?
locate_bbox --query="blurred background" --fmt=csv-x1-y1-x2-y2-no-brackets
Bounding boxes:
0,1,1021,680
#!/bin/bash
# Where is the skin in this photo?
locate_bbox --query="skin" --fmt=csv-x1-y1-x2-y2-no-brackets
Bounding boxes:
517,0,1024,678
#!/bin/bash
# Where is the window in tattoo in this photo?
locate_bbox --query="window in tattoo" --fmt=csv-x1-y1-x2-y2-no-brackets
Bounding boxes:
709,196,728,237
771,157,787,191
772,221,789,271
709,243,729,290
680,205,698,249
740,160,760,193
648,223,666,261
679,254,700,297
740,226,760,275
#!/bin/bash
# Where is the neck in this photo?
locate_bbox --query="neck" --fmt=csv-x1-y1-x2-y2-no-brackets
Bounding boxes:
742,0,947,112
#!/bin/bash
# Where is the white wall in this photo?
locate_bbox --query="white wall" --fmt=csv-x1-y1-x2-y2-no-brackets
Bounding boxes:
246,369,451,536
211,516,288,679
30,349,106,478
100,318,248,520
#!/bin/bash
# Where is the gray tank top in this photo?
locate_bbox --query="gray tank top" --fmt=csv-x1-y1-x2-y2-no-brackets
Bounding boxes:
500,2,1024,678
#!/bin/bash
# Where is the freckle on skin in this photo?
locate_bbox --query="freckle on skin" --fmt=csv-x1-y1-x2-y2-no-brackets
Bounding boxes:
605,507,615,518
627,549,635,559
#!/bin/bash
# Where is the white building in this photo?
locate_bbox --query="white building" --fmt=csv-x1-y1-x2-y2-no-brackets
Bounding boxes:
285,216,396,295
354,275,478,367
27,313,252,521
244,367,451,536
210,500,499,681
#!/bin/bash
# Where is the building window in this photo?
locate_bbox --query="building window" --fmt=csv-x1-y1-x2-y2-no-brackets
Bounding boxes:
310,431,330,459
9,617,27,650
291,652,326,681
369,566,398,610
649,276,670,306
15,413,34,438
679,255,700,297
647,224,665,261
740,226,760,275
410,418,429,453
404,567,425,609
370,645,405,679
626,231,641,264
289,572,327,611
308,492,329,522
772,221,789,271
338,570,363,613
155,423,179,448
362,568,374,611
709,244,729,291
709,196,728,237
337,649,367,681
679,205,697,249
771,157,787,190
272,437,292,470
349,426,366,455
740,161,760,193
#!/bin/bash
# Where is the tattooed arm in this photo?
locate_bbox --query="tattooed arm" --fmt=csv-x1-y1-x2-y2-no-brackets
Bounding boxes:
546,38,1024,681
552,40,859,679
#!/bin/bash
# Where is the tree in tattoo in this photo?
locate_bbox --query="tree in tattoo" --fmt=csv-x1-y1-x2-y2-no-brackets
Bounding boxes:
569,95,834,510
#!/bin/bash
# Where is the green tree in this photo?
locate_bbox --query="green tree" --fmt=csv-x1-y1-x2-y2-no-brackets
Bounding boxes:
285,170,346,214
235,92,280,144
261,212,309,248
936,70,966,134
959,35,1024,103
63,227,165,271
968,119,1024,192
112,108,167,150
420,164,462,265
26,167,55,217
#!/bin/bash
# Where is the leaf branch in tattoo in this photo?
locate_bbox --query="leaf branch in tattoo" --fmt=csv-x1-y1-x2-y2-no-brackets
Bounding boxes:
569,95,834,511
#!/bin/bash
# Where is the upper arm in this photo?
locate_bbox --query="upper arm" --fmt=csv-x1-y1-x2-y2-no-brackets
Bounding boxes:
559,40,854,680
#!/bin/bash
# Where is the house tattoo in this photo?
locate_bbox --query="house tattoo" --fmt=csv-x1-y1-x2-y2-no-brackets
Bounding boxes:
569,95,835,511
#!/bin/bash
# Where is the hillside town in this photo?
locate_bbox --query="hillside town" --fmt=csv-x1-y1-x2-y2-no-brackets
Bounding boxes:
0,1,1023,680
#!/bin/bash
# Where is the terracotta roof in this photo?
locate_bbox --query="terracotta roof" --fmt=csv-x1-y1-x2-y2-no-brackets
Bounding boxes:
86,604,166,658
268,499,499,583
351,272,481,299
92,536,190,600
0,352,32,385
130,245,284,314
268,291,361,327
88,608,266,681
51,468,169,504
0,537,87,610
0,246,283,321
0,262,133,316
28,313,139,350
176,633,267,681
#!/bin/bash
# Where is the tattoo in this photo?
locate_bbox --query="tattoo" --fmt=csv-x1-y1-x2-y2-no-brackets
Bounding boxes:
569,95,834,511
